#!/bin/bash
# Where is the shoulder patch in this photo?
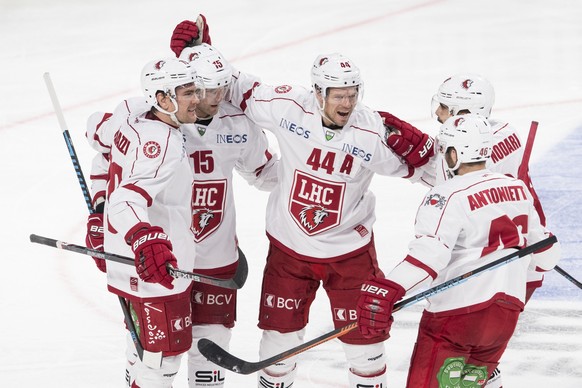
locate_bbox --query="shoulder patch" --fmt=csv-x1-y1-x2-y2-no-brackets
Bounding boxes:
143,141,161,158
424,193,447,209
274,85,292,94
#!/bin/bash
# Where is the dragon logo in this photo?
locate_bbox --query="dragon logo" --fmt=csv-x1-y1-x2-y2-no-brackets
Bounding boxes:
299,205,329,231
192,209,214,235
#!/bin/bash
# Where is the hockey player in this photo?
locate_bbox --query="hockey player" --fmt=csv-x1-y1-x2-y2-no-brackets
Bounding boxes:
177,43,278,388
86,44,278,387
170,17,432,387
357,114,560,387
85,57,203,387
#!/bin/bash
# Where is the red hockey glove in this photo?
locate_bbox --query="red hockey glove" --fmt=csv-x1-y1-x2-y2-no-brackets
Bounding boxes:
130,226,177,289
85,213,106,273
379,111,435,168
170,14,212,57
357,277,405,339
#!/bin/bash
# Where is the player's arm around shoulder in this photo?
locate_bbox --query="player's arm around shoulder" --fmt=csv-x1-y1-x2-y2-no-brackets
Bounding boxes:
234,113,280,191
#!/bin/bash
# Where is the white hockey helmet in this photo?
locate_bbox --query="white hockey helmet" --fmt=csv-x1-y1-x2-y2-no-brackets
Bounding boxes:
311,53,362,97
179,43,232,89
436,114,493,170
433,73,495,118
140,57,204,110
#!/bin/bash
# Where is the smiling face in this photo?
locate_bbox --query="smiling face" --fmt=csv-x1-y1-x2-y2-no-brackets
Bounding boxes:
318,86,359,127
156,82,204,124
195,85,228,119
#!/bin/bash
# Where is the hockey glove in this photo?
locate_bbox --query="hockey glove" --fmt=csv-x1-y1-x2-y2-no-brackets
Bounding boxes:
379,110,435,168
357,277,405,339
85,213,106,273
170,14,211,57
130,226,177,290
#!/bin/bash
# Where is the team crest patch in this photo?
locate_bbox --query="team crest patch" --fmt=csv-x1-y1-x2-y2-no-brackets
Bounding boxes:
191,180,226,241
325,130,335,141
289,170,345,235
143,141,161,158
196,125,207,136
425,193,447,209
274,85,292,93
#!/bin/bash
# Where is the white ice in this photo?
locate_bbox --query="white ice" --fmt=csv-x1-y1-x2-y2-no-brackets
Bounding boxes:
1,0,581,386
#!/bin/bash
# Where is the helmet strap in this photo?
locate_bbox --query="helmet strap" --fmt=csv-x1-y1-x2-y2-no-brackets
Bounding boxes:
155,91,184,126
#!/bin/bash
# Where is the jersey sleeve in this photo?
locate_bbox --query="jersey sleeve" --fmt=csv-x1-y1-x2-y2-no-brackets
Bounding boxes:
227,68,282,130
235,124,279,191
386,187,463,291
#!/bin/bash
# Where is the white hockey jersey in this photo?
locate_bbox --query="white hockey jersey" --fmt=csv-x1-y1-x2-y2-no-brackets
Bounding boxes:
86,100,195,299
386,170,560,314
87,97,278,271
228,71,422,260
181,102,278,269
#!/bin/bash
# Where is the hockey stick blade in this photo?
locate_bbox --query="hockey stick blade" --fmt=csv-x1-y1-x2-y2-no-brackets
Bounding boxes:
29,234,248,289
198,235,557,374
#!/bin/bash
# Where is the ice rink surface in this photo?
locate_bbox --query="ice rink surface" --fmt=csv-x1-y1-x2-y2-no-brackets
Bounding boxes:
1,0,581,386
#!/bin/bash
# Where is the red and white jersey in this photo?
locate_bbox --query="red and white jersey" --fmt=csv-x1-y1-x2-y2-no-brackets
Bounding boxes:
228,71,422,261
87,97,278,271
431,119,524,185
386,170,560,314
182,101,278,269
87,100,195,299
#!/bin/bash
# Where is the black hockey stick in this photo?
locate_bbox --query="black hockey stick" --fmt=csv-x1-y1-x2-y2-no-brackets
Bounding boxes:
554,265,582,289
30,233,248,289
198,235,557,375
42,72,164,368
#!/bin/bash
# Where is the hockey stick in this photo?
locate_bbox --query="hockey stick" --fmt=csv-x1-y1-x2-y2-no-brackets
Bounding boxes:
198,235,558,375
30,233,248,289
518,121,547,225
517,120,582,289
42,72,162,368
554,265,582,290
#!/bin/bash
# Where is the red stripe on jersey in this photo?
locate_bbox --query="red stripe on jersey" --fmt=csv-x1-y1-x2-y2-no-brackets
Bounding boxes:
123,183,153,207
404,254,438,280
254,97,315,115
240,81,261,111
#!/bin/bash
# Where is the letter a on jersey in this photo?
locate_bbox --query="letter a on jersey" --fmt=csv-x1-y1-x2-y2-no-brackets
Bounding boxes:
191,180,226,242
289,170,345,235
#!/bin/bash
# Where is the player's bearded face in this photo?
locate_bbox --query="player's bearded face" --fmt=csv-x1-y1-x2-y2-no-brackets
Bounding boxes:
175,84,204,124
323,87,358,126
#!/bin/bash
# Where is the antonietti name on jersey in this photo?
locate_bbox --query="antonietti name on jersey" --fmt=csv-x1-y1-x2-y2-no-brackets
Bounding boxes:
467,184,527,211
